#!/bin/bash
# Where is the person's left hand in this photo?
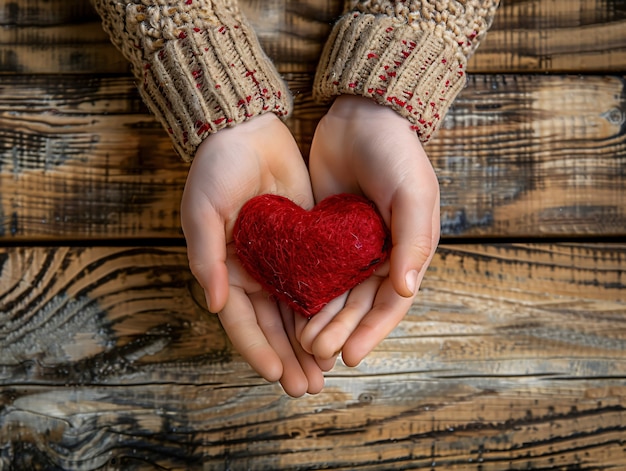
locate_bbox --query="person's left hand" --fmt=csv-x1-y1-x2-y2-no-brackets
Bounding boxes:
297,95,441,367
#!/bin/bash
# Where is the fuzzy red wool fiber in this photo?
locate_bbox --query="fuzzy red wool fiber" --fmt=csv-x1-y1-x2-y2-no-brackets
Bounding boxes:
233,193,391,318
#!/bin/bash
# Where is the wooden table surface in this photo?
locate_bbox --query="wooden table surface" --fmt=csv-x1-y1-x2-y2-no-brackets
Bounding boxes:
1,1,625,469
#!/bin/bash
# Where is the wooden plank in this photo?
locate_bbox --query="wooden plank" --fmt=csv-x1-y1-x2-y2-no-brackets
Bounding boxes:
0,75,185,239
0,28,130,75
1,243,625,469
468,0,626,73
0,0,95,24
436,74,626,237
1,73,624,240
1,0,625,75
0,0,339,75
0,1,128,74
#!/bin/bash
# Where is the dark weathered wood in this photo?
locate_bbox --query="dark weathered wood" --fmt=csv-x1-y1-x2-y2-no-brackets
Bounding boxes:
1,243,625,469
0,0,337,75
0,1,127,74
1,1,624,468
1,73,624,240
468,0,626,72
1,0,625,74
435,74,626,237
2,381,625,470
0,0,95,24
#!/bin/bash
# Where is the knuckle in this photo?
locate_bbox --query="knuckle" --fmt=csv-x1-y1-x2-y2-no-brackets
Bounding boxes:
187,260,209,284
412,236,435,264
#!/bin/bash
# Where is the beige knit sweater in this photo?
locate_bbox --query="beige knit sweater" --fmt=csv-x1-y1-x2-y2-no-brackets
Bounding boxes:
92,0,499,160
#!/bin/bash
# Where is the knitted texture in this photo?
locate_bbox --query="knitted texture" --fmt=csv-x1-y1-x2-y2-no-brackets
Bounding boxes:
91,0,292,161
314,0,499,142
233,193,391,318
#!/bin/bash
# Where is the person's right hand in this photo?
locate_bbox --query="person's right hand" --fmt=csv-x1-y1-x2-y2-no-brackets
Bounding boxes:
180,113,324,397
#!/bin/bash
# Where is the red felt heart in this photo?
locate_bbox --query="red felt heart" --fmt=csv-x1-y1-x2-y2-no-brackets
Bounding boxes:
233,193,391,318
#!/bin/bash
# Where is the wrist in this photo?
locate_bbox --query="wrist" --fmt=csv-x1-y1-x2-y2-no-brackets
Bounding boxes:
314,13,466,143
329,95,405,121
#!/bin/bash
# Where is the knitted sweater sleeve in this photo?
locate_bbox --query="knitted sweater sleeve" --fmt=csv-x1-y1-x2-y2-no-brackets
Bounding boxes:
91,0,292,161
313,0,500,142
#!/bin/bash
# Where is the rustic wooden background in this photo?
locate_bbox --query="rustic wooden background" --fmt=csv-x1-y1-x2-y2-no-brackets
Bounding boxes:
1,0,625,469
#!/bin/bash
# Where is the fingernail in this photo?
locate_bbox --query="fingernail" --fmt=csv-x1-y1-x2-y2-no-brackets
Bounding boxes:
405,270,418,296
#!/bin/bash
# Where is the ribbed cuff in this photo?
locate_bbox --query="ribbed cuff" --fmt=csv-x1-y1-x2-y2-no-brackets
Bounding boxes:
138,8,292,160
313,12,467,143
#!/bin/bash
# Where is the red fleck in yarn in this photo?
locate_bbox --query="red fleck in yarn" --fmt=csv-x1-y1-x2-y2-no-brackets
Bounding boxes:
233,193,391,318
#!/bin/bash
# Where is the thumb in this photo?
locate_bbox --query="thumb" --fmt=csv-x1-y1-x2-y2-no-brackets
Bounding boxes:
181,201,230,313
389,187,440,298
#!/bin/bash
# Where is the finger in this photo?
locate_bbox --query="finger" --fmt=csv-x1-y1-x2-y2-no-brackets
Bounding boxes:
401,190,441,296
315,355,338,372
341,279,414,367
297,291,349,354
389,183,439,298
251,295,312,397
218,288,283,383
279,303,325,395
310,276,382,361
294,308,339,371
294,312,308,346
181,201,230,313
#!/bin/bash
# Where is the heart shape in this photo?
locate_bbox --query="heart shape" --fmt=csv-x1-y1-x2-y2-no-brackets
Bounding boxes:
233,193,391,318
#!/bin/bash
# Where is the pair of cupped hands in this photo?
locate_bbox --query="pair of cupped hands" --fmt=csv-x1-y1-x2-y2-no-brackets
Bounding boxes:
180,95,440,397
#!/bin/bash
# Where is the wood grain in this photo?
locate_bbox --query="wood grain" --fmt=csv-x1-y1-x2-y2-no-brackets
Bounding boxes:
468,0,626,73
1,243,625,469
2,1,624,469
1,73,624,240
1,0,625,74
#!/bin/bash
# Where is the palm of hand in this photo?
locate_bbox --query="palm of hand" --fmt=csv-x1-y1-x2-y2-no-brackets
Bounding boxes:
298,95,441,367
180,114,323,397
